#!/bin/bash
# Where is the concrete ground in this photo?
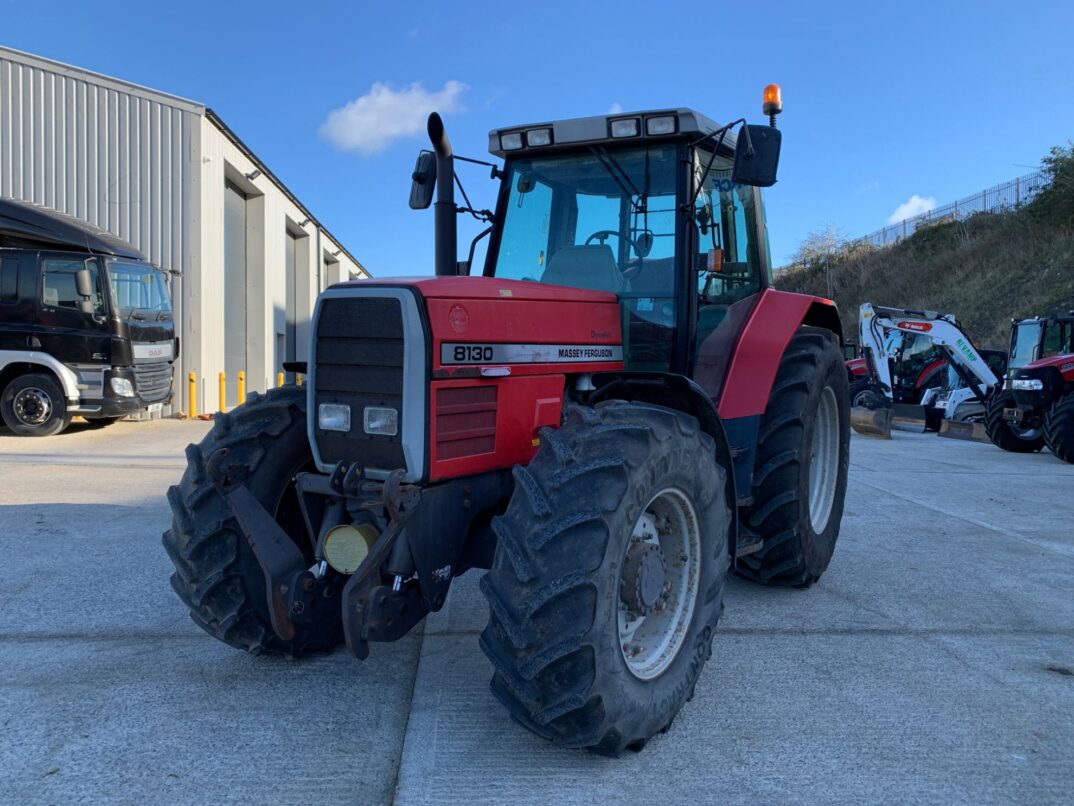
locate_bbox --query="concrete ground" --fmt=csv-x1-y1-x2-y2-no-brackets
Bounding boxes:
1,420,1072,804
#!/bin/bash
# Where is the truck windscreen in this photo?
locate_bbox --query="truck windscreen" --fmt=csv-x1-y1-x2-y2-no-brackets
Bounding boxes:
107,261,172,316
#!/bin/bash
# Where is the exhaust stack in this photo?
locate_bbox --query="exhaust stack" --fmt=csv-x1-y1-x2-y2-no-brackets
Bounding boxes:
428,113,458,277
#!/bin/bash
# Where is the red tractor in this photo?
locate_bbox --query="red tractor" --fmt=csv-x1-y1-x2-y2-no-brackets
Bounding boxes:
985,312,1074,460
164,89,851,755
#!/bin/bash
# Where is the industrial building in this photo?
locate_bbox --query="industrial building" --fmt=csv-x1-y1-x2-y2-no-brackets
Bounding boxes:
0,45,368,414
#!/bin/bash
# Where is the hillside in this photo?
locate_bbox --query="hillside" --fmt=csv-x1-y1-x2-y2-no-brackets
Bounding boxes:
776,146,1074,349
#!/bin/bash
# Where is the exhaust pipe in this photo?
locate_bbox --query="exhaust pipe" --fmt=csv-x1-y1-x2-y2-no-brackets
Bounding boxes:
427,113,457,277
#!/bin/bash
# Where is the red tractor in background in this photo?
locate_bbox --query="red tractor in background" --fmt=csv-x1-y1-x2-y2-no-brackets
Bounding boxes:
845,329,948,408
986,312,1074,460
164,88,852,755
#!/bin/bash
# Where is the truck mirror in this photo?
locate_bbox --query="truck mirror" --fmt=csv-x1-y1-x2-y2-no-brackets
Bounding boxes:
732,124,781,188
78,299,95,315
76,266,95,298
409,150,437,210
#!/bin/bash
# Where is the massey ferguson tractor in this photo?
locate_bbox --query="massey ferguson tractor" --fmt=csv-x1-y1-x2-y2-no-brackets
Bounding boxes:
985,312,1074,461
164,88,852,755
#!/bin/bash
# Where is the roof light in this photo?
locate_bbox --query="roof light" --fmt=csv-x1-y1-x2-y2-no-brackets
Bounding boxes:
500,132,524,151
763,84,783,122
610,118,640,138
526,127,552,147
646,116,676,135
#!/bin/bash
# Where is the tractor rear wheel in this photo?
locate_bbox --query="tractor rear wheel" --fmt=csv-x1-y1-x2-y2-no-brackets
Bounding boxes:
1044,393,1074,463
984,391,1044,453
162,385,342,657
480,401,731,756
737,327,850,588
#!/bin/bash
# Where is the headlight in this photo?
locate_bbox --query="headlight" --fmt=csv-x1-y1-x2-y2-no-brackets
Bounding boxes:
110,377,135,397
318,403,351,432
363,406,398,436
500,132,524,151
1012,378,1044,391
610,118,640,138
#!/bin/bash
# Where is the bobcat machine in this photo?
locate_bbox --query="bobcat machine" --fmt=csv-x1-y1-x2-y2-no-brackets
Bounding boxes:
850,303,999,438
163,88,853,755
985,312,1074,461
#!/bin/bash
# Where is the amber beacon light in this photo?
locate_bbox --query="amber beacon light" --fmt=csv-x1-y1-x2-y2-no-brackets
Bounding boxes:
763,84,783,126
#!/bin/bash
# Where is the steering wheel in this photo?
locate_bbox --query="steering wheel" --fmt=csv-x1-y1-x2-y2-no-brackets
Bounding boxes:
583,230,646,280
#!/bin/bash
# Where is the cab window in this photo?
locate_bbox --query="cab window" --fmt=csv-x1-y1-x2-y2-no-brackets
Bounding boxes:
41,258,104,314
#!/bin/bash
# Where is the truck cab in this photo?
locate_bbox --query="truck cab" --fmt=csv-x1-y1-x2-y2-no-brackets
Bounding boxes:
0,197,177,436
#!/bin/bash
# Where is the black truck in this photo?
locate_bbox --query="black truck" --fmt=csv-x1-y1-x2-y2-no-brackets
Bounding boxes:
0,197,177,436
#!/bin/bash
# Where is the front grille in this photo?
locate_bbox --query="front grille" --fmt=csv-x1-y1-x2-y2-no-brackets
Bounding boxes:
435,386,496,460
133,361,173,401
314,296,407,471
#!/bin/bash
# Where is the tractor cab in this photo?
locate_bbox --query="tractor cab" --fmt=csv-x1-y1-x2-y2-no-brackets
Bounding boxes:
481,108,779,380
1008,314,1074,374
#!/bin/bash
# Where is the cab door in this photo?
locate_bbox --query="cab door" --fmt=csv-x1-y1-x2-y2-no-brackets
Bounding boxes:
34,254,112,365
0,253,38,351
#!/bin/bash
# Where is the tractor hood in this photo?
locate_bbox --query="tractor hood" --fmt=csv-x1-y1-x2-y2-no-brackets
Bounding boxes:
332,274,618,303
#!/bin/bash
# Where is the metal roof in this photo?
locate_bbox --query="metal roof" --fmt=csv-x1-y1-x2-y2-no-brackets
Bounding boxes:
0,196,146,260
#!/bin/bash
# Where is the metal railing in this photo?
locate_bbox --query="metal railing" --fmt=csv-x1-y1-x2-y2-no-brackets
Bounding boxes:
854,169,1050,248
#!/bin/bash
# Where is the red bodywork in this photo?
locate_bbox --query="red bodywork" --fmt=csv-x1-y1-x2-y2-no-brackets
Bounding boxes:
337,278,838,482
846,357,868,377
915,357,949,390
1023,353,1074,380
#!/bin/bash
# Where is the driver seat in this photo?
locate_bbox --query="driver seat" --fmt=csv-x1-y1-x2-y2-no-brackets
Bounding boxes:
542,245,624,293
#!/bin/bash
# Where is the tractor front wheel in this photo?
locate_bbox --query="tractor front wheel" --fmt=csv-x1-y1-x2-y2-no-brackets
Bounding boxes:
984,391,1044,453
162,385,343,656
1044,393,1074,463
480,401,731,755
737,327,850,588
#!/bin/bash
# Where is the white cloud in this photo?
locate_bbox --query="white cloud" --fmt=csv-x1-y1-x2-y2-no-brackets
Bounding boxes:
320,80,467,155
608,102,624,114
887,194,937,224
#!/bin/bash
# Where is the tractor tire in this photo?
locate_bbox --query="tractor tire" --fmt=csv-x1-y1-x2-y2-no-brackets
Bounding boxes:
1044,393,1074,463
848,378,872,408
480,401,731,756
984,391,1044,453
162,385,341,657
1,373,72,437
737,327,850,588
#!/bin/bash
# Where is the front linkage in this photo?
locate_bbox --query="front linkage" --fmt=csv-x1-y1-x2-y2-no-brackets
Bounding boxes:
205,446,509,658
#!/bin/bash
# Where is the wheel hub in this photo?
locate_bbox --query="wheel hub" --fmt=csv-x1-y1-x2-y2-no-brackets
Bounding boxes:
13,388,52,426
620,542,666,616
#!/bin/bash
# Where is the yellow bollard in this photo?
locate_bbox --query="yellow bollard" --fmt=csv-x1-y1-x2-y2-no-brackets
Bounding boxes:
297,373,303,386
237,371,246,405
277,371,284,388
188,371,197,418
218,372,226,412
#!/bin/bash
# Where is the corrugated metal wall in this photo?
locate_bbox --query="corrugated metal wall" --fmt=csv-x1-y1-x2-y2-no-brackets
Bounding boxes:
0,49,199,275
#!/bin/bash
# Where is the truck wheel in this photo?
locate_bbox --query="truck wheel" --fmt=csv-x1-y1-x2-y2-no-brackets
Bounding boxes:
737,327,850,588
480,401,731,756
1044,394,1074,463
848,378,872,408
162,385,341,657
0,373,72,437
984,391,1044,453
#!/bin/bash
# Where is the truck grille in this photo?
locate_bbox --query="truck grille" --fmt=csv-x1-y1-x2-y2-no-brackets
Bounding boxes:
313,296,407,472
134,361,173,402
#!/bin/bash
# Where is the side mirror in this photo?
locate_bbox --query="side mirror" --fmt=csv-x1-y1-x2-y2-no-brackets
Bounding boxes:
732,124,781,188
634,231,654,258
409,150,437,210
78,299,95,315
76,267,95,298
516,170,536,194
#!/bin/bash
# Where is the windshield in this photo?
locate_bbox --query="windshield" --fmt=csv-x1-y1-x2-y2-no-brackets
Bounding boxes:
107,260,172,316
1009,321,1042,370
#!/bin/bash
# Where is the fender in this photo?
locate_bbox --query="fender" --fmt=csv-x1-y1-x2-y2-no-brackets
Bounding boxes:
588,370,741,557
717,289,841,420
0,350,81,401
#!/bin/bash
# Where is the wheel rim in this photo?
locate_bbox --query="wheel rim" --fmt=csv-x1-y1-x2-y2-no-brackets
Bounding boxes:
809,386,840,534
852,389,871,408
13,387,53,426
618,487,701,681
1011,422,1043,441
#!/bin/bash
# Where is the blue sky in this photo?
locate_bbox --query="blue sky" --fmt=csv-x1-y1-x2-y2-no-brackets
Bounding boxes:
3,0,1072,275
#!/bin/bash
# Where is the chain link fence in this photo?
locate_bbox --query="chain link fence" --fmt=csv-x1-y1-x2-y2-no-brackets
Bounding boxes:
854,169,1050,248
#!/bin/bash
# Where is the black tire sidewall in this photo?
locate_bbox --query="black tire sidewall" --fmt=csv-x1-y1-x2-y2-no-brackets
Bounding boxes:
796,336,851,578
1,373,70,437
588,425,729,736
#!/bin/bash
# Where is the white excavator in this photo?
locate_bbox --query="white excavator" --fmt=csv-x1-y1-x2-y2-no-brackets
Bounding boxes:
852,303,1000,437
